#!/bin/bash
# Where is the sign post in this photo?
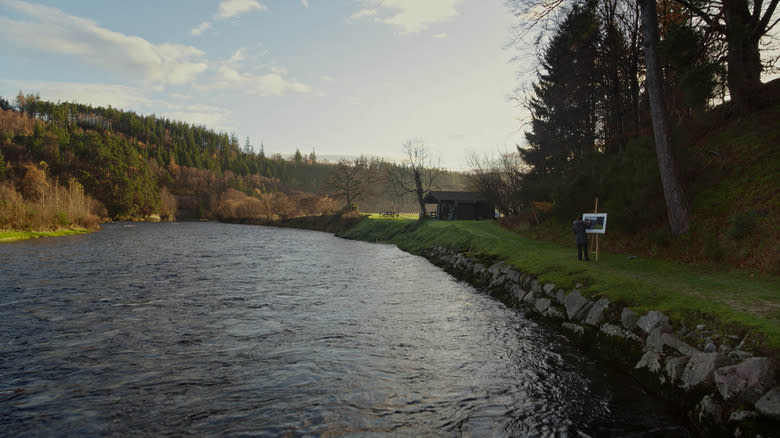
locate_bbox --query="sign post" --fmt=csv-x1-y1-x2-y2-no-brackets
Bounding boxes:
583,198,607,262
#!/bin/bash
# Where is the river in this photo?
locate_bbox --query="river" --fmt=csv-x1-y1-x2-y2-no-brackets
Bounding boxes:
0,222,690,436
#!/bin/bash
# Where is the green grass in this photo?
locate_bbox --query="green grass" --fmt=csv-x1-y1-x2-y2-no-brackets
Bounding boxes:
344,217,780,352
0,228,93,243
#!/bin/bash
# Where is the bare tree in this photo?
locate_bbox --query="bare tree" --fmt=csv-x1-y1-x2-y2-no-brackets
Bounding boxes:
387,139,441,220
468,152,527,216
327,157,374,210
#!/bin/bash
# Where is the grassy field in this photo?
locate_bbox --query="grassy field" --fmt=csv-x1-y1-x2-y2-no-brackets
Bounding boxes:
343,217,780,352
0,228,93,243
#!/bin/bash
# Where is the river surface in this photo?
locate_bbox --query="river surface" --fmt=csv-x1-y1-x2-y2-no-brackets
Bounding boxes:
0,222,690,437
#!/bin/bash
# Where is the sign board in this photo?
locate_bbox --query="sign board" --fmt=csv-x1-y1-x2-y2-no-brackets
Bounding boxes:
583,213,607,234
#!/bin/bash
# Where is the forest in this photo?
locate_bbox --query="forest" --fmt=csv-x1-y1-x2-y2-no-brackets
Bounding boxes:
468,0,779,272
0,93,469,230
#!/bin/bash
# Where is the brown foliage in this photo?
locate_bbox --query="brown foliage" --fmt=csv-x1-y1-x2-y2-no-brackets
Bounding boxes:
0,162,104,231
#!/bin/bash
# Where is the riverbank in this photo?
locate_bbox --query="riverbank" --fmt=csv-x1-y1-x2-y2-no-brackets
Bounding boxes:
338,216,780,436
0,227,95,243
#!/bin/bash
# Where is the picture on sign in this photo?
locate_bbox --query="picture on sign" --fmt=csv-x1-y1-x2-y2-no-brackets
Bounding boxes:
582,213,607,234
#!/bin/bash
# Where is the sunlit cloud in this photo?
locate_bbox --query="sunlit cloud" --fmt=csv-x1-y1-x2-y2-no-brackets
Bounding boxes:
216,0,267,19
301,0,309,8
0,0,207,86
209,66,312,96
191,21,212,35
351,0,460,33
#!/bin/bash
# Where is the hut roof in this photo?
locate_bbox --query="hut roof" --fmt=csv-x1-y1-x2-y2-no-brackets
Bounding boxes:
424,191,488,203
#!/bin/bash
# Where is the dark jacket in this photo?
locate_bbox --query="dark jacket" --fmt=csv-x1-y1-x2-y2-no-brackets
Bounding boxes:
573,220,590,244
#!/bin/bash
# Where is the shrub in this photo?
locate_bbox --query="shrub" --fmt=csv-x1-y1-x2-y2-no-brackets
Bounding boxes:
727,211,758,240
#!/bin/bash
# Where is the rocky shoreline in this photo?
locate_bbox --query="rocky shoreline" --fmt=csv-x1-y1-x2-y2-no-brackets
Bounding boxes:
421,245,779,437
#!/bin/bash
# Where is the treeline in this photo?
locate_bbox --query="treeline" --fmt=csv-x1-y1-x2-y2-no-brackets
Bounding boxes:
0,95,469,229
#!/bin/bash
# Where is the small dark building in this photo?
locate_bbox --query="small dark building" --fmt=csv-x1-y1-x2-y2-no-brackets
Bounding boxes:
423,191,495,220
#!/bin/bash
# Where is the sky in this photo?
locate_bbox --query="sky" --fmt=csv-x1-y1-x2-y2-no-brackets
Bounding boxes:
0,0,526,170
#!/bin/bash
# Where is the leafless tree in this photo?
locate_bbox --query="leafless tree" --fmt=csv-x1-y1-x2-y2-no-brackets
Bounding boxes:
468,152,527,216
386,139,441,220
327,157,374,210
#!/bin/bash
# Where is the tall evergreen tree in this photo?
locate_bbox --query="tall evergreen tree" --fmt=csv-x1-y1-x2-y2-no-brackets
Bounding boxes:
522,1,601,177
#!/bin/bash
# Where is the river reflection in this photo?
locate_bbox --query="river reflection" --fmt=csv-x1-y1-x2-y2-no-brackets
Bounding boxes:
0,222,689,436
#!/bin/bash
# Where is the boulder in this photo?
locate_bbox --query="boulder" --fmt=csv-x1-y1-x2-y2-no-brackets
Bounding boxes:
534,297,551,314
563,290,590,321
661,333,700,357
530,279,542,294
637,310,670,334
545,307,564,319
543,282,556,296
692,395,724,427
554,289,566,305
755,386,780,420
506,269,522,284
681,352,727,391
621,307,639,330
510,285,527,302
489,274,507,288
562,322,585,337
487,261,505,277
635,351,663,374
665,356,689,385
714,357,776,404
584,298,610,327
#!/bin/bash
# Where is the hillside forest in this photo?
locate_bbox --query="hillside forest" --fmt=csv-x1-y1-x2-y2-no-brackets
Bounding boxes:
0,95,470,230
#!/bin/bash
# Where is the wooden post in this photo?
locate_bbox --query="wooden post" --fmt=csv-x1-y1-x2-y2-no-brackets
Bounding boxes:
592,197,599,262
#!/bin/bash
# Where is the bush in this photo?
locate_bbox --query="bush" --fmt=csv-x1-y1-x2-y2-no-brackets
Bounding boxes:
727,211,758,240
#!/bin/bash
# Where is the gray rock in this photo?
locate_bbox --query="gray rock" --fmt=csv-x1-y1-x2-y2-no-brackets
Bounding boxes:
661,333,700,357
543,282,556,296
510,285,527,302
562,322,584,337
522,291,536,306
555,289,566,305
693,395,724,425
635,351,663,374
665,356,689,384
621,307,639,330
488,261,505,276
472,263,485,276
645,326,669,353
704,342,717,353
637,310,670,334
563,290,590,321
729,350,753,361
714,357,776,404
755,386,780,420
681,352,727,390
506,269,522,284
489,274,507,288
584,298,610,327
728,410,759,423
545,307,564,319
696,324,706,331
599,323,642,342
534,298,551,314
530,279,542,294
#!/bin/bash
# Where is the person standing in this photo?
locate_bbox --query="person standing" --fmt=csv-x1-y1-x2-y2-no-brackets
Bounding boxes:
573,218,591,261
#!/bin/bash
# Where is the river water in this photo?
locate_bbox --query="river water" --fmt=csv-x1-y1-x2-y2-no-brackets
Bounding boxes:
0,222,690,437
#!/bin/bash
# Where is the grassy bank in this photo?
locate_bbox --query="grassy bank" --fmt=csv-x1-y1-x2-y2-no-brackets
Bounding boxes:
0,227,94,243
341,217,780,354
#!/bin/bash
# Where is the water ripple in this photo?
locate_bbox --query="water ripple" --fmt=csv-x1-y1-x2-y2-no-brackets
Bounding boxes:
0,222,689,436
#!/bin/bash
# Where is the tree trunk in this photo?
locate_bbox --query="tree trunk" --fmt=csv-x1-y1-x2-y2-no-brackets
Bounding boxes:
414,169,426,220
639,0,691,236
724,0,764,110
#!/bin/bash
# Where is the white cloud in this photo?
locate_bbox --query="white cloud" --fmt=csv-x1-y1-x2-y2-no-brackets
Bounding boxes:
0,1,207,86
301,0,309,8
191,21,212,36
211,66,312,96
228,48,246,64
433,32,448,39
351,0,460,33
216,0,267,19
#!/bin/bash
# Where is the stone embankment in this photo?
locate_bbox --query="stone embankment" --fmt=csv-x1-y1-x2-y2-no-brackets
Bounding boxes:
423,245,779,437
